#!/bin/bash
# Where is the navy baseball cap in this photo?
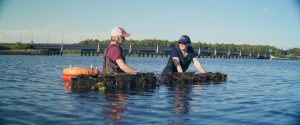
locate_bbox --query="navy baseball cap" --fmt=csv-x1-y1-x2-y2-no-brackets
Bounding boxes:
178,35,191,44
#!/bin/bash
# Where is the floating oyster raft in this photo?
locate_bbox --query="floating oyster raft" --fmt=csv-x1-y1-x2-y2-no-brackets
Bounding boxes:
70,73,157,91
64,68,227,91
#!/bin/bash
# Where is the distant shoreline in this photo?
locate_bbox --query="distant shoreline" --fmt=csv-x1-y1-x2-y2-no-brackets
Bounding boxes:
1,49,300,60
0,49,47,55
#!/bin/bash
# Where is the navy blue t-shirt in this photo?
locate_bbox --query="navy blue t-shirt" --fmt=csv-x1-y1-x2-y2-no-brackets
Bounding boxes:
162,46,197,73
171,46,197,58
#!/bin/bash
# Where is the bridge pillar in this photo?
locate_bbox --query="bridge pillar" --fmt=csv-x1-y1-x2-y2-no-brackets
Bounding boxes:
47,50,51,55
54,51,57,56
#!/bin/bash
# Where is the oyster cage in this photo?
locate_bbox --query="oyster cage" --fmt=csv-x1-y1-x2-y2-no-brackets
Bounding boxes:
69,72,227,91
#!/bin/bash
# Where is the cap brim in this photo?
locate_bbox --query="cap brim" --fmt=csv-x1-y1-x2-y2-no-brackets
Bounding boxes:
122,33,130,37
178,40,185,43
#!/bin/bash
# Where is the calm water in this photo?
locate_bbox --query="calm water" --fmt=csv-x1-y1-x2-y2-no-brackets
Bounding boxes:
0,55,300,125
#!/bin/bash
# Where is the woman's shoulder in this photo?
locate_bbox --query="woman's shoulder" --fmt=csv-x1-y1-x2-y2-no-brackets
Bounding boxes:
187,46,198,58
108,44,121,49
108,43,118,48
107,44,122,54
187,46,195,53
171,47,180,57
171,47,180,53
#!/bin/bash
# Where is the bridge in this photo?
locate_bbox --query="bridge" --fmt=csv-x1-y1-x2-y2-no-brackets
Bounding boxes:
32,43,270,59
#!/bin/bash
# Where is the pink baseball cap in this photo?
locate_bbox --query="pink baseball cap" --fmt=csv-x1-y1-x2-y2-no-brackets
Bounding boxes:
110,27,130,37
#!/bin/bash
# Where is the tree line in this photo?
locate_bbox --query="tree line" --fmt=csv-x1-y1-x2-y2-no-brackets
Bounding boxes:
1,40,299,56
0,42,33,50
78,39,300,56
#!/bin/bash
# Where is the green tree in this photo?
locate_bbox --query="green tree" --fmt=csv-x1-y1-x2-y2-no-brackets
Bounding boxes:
11,42,33,49
76,39,286,55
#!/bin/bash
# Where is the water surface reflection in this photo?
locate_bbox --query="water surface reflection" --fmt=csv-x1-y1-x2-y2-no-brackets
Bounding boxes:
167,84,193,114
102,90,128,121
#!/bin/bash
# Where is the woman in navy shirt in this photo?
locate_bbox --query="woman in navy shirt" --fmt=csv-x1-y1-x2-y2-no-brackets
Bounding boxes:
162,35,206,74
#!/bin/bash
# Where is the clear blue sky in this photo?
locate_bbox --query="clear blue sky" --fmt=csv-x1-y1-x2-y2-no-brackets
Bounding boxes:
0,0,299,49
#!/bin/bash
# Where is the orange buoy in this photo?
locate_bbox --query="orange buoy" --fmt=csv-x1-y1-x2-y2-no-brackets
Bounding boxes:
63,75,73,83
63,67,99,76
62,67,99,82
